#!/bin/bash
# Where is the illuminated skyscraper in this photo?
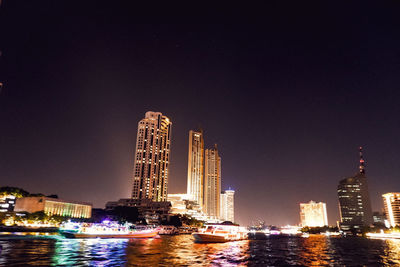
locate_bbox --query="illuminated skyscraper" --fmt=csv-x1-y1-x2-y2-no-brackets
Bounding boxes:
220,189,234,222
204,144,221,218
382,192,400,227
186,130,204,207
299,201,328,227
337,147,373,231
132,111,172,201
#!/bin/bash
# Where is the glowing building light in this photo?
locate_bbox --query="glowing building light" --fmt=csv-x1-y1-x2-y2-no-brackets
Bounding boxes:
299,201,328,227
383,193,400,227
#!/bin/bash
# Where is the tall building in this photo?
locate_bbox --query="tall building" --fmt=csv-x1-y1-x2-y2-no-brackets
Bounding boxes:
382,193,400,227
220,189,234,222
299,201,328,227
132,111,172,202
337,147,373,231
204,144,221,218
186,130,204,207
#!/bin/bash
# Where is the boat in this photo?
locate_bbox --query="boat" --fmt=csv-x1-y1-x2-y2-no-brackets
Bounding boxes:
192,221,248,243
158,225,179,235
59,220,159,239
178,226,197,234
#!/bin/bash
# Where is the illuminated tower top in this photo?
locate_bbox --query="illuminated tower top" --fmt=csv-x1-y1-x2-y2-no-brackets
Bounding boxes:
359,146,365,175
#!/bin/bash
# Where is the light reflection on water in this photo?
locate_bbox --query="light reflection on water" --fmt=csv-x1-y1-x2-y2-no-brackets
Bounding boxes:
1,234,400,266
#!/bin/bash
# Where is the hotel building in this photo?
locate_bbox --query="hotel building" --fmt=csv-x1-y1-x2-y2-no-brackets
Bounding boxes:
299,201,328,227
204,145,221,218
132,111,172,202
382,192,400,227
337,147,373,231
186,130,204,208
220,189,234,222
14,197,92,218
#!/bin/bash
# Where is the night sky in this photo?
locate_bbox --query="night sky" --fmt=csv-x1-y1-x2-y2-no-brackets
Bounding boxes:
1,2,400,226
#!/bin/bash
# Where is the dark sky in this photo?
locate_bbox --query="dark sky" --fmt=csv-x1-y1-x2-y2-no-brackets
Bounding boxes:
1,2,400,226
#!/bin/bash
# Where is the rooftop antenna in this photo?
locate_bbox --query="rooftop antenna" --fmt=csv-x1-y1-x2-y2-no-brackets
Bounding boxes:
359,146,365,174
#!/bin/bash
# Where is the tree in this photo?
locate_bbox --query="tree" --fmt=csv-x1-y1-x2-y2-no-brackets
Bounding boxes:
161,215,182,227
180,214,204,227
110,206,139,223
0,187,29,198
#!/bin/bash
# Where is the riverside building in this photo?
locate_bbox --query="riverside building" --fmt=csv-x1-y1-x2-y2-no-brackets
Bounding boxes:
299,201,328,227
382,192,400,227
0,195,17,212
220,189,234,222
204,145,221,218
132,111,172,202
14,196,92,218
337,147,373,231
186,130,204,208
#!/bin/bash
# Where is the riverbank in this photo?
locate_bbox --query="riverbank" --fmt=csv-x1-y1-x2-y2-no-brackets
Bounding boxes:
0,226,58,232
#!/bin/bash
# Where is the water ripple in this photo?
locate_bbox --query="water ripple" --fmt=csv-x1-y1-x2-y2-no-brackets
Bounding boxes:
0,234,400,266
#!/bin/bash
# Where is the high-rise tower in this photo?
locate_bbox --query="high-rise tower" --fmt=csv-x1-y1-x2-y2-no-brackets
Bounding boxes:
186,130,204,207
132,111,172,201
204,144,221,218
337,147,373,231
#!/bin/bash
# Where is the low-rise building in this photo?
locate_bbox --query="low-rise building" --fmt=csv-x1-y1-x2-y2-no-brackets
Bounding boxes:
14,197,92,218
167,193,209,222
105,198,171,216
168,193,190,214
372,211,386,225
0,195,17,212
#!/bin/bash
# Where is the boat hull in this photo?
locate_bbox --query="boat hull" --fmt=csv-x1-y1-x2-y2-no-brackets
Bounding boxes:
193,233,246,243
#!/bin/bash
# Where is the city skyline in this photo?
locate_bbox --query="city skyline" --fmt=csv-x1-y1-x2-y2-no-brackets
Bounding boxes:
1,2,400,226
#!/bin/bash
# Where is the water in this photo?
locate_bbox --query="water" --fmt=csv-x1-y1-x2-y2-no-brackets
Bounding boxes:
0,234,400,266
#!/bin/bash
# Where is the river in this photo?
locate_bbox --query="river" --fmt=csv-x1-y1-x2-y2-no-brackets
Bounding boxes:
0,234,399,266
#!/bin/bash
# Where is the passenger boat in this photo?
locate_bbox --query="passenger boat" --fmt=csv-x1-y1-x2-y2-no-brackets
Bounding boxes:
59,220,159,239
158,225,179,235
192,221,248,243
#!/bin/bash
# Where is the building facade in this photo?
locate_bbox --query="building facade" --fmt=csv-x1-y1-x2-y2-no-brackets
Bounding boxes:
186,130,204,208
372,211,386,225
299,201,328,227
132,111,172,202
14,197,92,218
220,189,234,222
204,145,221,218
168,194,189,215
382,192,400,227
337,147,373,231
0,195,17,212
